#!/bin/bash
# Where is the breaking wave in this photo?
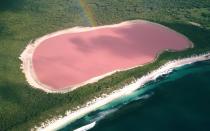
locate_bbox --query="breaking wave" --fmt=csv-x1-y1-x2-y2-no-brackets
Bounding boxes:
74,121,96,131
73,92,154,131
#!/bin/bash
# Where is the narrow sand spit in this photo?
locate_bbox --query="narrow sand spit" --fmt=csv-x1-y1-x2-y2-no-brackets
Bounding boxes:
33,53,210,131
20,20,193,93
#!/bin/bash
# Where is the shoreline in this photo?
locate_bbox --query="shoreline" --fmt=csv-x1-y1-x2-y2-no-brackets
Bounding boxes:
33,53,210,131
19,19,193,93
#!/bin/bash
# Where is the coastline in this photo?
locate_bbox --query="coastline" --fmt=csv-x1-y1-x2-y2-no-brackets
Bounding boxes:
33,53,210,131
19,19,193,93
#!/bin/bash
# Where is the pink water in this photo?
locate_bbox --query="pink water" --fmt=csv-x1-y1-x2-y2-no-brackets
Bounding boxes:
32,22,191,90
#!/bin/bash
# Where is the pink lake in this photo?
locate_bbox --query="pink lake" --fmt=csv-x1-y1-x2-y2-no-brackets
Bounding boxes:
32,21,191,90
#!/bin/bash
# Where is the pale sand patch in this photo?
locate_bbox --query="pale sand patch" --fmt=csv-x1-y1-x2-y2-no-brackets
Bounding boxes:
19,20,193,93
32,53,210,131
189,21,202,27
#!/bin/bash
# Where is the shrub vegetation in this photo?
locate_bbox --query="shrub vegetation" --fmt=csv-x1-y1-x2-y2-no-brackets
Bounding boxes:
0,0,210,130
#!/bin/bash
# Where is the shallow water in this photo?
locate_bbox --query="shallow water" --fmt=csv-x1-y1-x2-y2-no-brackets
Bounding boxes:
60,60,210,131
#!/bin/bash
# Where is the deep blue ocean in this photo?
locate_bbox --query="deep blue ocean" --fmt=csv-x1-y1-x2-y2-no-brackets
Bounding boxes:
60,60,210,131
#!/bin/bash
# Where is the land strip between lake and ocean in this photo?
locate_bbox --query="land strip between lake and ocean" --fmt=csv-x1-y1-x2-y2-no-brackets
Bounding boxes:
34,53,210,131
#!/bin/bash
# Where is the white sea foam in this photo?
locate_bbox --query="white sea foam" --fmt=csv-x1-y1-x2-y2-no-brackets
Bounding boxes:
93,108,118,121
74,121,96,131
74,108,118,131
134,93,154,101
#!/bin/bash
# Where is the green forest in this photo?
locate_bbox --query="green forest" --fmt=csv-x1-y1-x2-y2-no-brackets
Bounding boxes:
0,0,210,130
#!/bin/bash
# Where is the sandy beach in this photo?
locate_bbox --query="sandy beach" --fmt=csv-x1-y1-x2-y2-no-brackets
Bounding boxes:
20,20,192,93
32,53,210,131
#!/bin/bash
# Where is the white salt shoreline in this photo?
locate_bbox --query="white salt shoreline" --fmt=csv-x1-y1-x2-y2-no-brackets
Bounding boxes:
33,53,210,131
19,19,193,93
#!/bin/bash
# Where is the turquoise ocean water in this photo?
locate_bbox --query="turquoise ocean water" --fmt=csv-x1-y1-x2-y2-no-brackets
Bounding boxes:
60,60,210,131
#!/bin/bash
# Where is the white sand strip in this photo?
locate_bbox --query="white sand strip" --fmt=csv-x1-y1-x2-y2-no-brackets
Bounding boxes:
32,53,210,131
